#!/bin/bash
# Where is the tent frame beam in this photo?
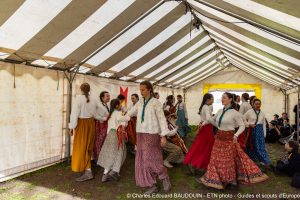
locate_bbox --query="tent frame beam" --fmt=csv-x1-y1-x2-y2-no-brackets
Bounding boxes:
154,47,214,85
193,0,300,45
66,1,165,73
221,47,296,86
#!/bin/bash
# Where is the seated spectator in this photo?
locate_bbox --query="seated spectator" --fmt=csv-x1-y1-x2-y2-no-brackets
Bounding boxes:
278,112,289,126
273,114,280,125
275,141,300,176
280,119,293,138
265,120,280,143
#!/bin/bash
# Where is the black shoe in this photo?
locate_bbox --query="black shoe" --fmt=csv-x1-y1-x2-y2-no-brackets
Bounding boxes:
228,182,239,189
187,165,196,176
194,176,202,184
108,171,119,181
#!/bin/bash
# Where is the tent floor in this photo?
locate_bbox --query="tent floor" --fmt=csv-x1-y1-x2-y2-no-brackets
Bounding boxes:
1,126,298,200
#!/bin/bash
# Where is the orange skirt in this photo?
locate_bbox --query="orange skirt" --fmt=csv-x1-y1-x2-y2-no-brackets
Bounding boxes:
72,118,95,172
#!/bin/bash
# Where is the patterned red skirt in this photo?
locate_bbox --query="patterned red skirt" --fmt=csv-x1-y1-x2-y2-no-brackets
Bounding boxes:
238,129,247,150
183,124,214,169
135,133,168,187
200,130,268,189
93,120,108,160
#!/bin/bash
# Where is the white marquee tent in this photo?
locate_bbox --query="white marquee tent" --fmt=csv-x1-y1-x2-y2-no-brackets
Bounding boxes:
0,0,299,182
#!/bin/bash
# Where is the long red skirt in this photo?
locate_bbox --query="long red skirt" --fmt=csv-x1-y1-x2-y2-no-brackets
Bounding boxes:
200,130,268,190
126,117,137,145
93,120,108,160
238,129,247,150
135,133,168,187
183,124,214,169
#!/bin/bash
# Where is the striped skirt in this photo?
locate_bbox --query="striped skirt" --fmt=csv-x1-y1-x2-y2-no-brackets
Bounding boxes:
97,129,126,173
135,133,168,187
93,120,108,160
72,118,95,172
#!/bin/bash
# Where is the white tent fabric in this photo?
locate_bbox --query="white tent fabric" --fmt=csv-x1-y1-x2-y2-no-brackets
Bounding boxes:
0,0,298,89
0,0,299,181
0,62,65,182
186,67,285,125
0,61,182,182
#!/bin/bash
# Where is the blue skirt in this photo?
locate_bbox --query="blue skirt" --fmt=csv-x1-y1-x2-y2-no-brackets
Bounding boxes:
246,124,271,164
176,109,191,137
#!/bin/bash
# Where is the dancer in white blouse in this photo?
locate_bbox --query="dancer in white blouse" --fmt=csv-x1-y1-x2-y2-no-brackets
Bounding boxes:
184,93,215,171
237,93,253,150
98,99,128,182
239,93,252,115
93,91,110,161
200,92,268,190
122,81,173,194
176,95,191,138
69,83,97,182
244,99,271,166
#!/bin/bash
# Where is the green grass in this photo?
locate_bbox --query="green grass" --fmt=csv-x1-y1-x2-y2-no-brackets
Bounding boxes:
0,125,298,200
0,187,8,193
1,193,27,200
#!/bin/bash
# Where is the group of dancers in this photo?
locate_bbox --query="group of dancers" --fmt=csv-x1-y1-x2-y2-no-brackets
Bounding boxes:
185,92,269,189
68,81,271,194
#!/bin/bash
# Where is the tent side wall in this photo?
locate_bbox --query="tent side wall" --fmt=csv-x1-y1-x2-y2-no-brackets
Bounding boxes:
185,68,285,125
0,62,183,182
0,62,66,182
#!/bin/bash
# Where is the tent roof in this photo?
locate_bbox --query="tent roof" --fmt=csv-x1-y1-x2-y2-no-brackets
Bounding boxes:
0,0,299,90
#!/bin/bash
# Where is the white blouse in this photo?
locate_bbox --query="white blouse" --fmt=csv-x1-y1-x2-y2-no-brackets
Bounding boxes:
69,95,97,129
108,110,127,132
244,109,267,137
176,102,188,119
200,104,212,124
123,97,171,137
164,105,171,111
209,107,245,137
239,101,252,115
95,102,109,122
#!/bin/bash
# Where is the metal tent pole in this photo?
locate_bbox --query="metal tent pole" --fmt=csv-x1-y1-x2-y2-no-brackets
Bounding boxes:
297,86,300,143
64,67,80,163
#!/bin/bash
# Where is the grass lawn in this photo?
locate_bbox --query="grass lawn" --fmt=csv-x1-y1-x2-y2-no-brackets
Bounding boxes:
0,126,299,200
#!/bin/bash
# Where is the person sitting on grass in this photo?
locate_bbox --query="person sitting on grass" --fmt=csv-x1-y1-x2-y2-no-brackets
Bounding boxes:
275,140,300,177
280,119,293,138
273,114,280,126
278,112,289,127
265,120,280,143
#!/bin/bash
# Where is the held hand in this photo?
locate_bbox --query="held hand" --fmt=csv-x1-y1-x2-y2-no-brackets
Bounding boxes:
249,124,256,128
161,136,167,147
69,129,74,136
198,122,203,129
233,135,238,143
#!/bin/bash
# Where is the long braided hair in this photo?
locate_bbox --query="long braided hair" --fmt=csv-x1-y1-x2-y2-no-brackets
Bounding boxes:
80,83,90,103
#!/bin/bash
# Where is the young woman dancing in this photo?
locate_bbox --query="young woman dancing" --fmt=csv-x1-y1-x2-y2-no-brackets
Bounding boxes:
199,92,268,190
